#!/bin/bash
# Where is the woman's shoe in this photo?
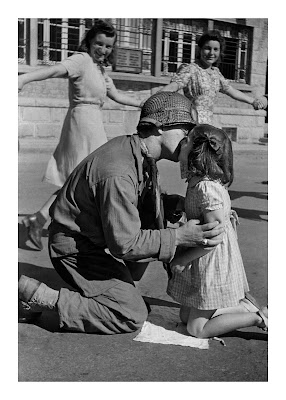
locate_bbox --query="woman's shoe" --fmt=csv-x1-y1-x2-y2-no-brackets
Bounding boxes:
22,214,43,250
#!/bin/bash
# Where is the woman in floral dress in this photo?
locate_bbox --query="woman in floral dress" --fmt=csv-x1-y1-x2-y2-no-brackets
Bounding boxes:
18,19,143,250
161,30,266,124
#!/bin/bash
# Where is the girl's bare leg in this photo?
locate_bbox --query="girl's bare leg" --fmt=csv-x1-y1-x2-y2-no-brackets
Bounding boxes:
186,307,263,339
180,302,248,325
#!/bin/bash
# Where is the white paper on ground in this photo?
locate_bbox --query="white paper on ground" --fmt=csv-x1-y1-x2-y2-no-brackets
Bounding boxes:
133,306,209,349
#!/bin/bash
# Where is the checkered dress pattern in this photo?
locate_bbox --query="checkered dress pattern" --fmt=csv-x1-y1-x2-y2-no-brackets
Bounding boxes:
167,178,249,309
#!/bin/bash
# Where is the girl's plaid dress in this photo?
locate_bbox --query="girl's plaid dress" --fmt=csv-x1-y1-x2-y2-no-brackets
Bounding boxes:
167,177,249,309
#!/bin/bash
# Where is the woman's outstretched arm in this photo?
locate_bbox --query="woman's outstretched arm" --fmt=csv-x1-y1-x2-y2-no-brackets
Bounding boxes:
106,82,143,107
224,86,266,110
18,64,68,92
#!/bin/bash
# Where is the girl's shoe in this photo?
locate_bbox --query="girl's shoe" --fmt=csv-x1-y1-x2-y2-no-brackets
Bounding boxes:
257,306,268,332
240,292,260,313
22,214,43,250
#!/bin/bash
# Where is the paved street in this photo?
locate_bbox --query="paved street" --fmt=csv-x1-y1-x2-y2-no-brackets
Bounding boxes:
18,142,268,382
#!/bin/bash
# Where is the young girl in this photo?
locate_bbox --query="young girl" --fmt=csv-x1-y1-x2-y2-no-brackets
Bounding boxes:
167,124,268,339
19,19,143,250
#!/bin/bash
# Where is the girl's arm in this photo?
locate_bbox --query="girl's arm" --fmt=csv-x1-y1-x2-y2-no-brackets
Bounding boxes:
171,207,225,267
107,84,143,107
18,64,68,92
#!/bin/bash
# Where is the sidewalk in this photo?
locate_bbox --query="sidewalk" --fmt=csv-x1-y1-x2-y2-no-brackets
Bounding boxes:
18,144,268,382
18,136,268,154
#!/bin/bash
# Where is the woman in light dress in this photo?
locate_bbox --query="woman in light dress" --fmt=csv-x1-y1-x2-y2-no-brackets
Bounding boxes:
19,19,143,250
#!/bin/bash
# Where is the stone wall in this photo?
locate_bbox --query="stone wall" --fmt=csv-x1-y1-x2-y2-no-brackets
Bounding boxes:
18,77,266,144
18,78,149,141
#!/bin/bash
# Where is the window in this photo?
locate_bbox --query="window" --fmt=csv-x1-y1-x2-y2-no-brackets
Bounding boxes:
214,21,253,83
112,18,152,74
37,19,93,65
18,18,26,63
18,18,253,83
161,19,252,83
219,37,238,80
182,33,193,64
34,18,153,73
161,19,207,75
114,18,140,48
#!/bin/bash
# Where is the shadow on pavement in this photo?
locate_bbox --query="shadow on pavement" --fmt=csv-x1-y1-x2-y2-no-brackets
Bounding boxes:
232,207,268,222
229,190,268,201
143,296,180,308
18,262,69,291
18,307,61,333
221,329,268,342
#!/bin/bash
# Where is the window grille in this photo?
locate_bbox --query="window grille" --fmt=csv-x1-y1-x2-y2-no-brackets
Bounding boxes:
35,18,153,73
162,19,252,83
112,18,152,74
213,21,253,83
18,18,26,64
38,18,86,65
161,19,207,75
18,18,253,83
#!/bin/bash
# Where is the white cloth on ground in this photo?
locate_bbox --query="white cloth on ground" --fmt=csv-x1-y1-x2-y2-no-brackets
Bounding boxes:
133,306,209,349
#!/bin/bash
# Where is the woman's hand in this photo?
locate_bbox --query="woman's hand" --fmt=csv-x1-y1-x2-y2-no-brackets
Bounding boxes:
18,75,25,92
252,96,268,110
104,75,114,91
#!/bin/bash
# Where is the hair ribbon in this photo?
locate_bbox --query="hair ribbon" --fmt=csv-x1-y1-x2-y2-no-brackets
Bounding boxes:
194,134,222,154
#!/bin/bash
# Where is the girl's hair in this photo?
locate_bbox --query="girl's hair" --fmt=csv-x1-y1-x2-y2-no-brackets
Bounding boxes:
187,124,233,186
78,19,117,66
196,30,225,66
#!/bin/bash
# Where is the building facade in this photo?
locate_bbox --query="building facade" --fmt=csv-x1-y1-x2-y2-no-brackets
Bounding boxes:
18,18,268,144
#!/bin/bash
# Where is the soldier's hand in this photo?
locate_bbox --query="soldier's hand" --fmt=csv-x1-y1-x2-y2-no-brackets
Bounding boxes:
175,219,224,247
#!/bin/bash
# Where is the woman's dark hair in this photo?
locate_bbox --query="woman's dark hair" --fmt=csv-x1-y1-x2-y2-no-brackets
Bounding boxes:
196,30,225,66
188,124,233,186
78,19,117,66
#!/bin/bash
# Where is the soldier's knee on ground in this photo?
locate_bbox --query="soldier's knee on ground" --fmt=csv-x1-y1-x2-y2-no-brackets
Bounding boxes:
127,295,149,331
